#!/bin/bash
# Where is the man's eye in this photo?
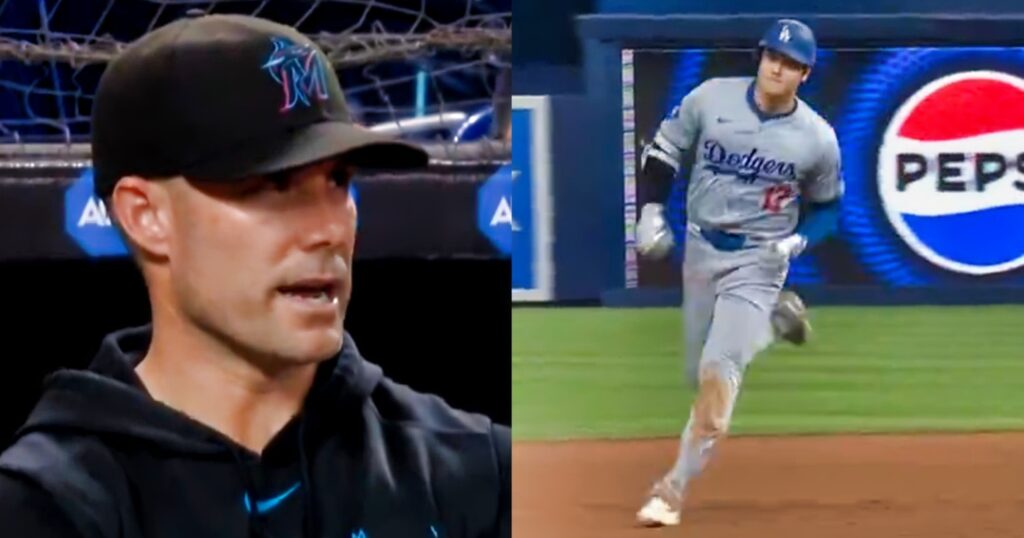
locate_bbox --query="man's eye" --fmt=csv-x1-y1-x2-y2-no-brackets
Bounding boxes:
332,169,353,188
268,172,291,192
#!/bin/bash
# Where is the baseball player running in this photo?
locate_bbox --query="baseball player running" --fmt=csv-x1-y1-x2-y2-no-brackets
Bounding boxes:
634,19,843,527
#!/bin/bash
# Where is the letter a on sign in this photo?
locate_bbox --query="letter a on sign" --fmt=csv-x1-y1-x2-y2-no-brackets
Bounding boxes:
78,197,111,227
490,197,520,231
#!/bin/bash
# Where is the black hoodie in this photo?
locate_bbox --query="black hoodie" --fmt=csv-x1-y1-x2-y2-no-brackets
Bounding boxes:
0,326,510,538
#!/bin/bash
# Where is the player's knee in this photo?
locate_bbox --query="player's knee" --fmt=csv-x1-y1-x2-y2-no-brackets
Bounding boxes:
702,337,745,369
701,336,763,379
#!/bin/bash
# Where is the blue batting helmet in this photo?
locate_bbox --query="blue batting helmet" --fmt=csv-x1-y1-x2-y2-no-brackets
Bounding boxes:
758,18,816,67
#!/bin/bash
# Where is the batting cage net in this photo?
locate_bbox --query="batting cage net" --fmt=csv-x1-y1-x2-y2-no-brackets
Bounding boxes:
0,0,511,261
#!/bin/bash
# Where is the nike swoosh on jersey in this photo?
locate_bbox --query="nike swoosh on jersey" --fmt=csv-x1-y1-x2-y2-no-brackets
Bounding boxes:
243,482,302,514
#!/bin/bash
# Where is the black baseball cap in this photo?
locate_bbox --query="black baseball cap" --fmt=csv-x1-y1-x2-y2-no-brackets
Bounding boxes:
91,12,428,198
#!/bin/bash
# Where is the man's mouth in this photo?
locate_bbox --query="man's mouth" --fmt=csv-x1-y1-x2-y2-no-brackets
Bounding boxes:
277,278,340,305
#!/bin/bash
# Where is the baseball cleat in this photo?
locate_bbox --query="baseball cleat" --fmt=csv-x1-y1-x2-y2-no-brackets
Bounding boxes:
636,478,683,527
636,496,681,527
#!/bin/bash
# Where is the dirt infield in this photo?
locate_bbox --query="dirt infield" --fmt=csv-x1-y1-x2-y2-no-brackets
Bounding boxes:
513,433,1024,537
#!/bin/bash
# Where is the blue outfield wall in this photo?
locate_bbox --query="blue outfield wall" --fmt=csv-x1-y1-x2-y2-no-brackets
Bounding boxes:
511,65,584,96
548,95,619,301
598,0,1024,14
543,7,1024,306
595,0,1024,15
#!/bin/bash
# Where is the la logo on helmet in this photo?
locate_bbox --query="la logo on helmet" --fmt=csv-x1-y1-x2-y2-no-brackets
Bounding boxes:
779,25,791,42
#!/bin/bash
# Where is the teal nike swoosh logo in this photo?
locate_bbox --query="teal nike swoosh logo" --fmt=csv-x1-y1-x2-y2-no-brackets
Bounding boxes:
243,482,301,514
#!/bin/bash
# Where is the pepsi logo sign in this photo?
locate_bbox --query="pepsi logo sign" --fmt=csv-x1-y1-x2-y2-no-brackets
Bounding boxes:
878,70,1024,275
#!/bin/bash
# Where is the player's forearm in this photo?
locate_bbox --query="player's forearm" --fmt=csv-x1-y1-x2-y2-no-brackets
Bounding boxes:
794,199,840,248
640,156,677,203
640,131,684,203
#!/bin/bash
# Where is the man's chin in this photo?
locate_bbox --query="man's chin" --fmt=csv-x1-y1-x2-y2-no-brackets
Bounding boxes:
256,322,345,367
293,326,345,361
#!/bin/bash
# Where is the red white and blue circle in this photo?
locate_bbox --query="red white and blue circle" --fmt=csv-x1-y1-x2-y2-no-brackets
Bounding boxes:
878,70,1024,275
839,48,1024,285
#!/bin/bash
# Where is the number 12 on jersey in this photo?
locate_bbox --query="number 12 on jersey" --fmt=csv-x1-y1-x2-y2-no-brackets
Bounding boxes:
762,184,796,213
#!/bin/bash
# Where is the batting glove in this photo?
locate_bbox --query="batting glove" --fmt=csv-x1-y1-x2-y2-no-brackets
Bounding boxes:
636,203,675,259
759,233,807,267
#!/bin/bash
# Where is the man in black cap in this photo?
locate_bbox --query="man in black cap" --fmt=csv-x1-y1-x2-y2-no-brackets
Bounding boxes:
0,13,509,538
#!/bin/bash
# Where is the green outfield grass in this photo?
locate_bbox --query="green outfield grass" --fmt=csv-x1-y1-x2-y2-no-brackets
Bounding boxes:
512,305,1024,441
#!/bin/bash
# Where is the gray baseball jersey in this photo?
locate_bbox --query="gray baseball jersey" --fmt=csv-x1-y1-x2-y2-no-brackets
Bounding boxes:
643,76,843,244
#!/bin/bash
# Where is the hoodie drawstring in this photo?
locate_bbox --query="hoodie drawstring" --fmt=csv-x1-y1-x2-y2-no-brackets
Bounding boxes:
231,449,264,537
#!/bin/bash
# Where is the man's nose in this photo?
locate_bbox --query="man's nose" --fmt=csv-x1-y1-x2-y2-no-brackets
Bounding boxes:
297,172,353,250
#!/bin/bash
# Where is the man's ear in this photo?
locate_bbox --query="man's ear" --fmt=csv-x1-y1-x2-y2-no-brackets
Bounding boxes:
801,66,811,83
108,177,173,260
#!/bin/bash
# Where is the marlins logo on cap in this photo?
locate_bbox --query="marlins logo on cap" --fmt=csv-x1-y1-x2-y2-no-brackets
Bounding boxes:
261,37,329,113
878,70,1024,275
